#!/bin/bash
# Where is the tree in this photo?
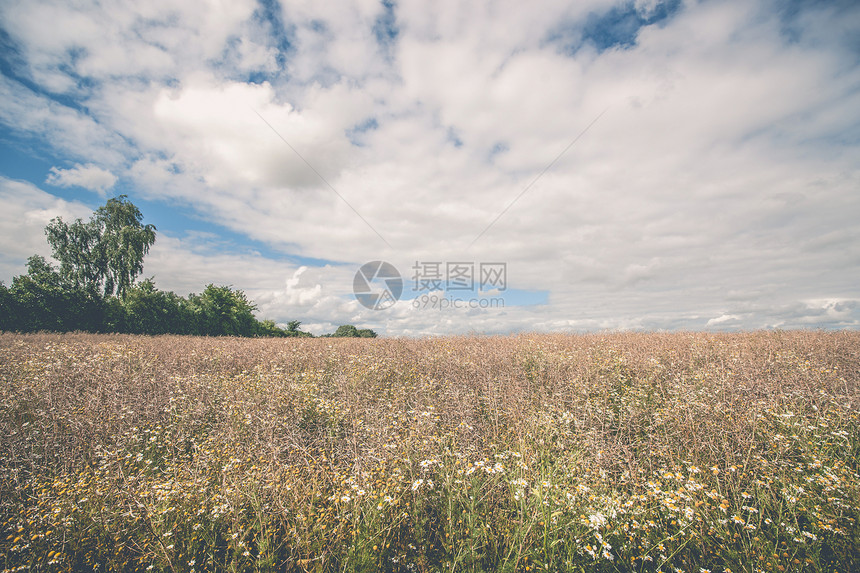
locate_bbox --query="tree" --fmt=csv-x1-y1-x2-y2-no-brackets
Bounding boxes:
9,255,104,332
7,196,313,337
189,285,258,337
95,197,157,298
0,281,18,331
120,278,189,335
10,256,70,331
254,319,313,338
257,319,287,337
333,324,360,338
330,324,377,338
43,218,101,295
45,195,156,298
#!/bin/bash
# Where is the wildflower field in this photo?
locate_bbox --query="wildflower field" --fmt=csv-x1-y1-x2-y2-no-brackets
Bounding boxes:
1,331,858,573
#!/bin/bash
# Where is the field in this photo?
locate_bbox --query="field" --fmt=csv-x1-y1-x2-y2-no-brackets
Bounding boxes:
1,331,858,573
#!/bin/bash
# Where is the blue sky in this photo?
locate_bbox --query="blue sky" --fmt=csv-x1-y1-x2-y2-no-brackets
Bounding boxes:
1,0,859,335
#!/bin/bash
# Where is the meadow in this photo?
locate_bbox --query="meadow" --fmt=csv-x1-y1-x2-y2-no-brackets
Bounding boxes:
0,331,858,572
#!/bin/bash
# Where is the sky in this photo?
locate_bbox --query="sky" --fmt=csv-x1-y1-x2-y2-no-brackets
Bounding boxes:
1,0,859,336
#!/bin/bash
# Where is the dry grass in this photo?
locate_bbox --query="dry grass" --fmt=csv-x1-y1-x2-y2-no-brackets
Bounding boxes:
0,331,858,572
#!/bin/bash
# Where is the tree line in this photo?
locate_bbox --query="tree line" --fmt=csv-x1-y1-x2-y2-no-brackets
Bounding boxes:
0,196,376,338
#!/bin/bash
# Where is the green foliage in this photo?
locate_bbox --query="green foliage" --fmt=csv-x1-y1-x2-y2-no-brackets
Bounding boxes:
8,256,106,332
0,281,17,331
119,279,190,335
94,196,158,298
45,195,156,298
331,324,378,338
256,319,313,338
187,284,259,337
44,217,101,295
257,319,286,338
333,324,360,338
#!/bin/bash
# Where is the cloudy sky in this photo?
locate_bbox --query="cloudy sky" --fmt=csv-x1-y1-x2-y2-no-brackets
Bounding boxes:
1,0,858,335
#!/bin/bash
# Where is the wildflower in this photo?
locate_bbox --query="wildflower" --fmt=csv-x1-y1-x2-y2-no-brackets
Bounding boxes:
588,513,607,529
732,515,745,525
411,479,424,491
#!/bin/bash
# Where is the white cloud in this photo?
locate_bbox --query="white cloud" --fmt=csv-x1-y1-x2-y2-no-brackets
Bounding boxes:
0,75,131,167
0,177,94,282
284,266,324,306
0,0,858,334
46,164,117,195
706,314,741,327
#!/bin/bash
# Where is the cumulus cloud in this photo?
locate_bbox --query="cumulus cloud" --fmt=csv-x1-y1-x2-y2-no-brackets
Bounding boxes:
706,314,741,327
0,0,858,334
46,164,117,195
283,266,324,306
0,177,94,282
